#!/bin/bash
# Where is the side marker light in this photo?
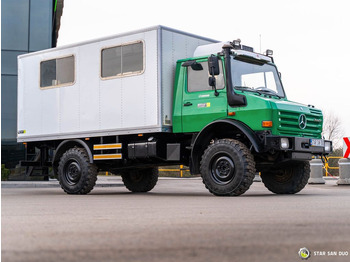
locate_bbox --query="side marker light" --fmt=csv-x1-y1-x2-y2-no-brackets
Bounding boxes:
262,121,273,128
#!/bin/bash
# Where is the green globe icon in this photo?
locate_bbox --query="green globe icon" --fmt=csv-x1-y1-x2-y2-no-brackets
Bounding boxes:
299,247,310,260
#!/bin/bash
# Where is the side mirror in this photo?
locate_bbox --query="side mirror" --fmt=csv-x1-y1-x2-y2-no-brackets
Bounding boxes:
191,63,203,71
208,76,216,87
182,60,203,71
208,55,220,76
208,55,220,97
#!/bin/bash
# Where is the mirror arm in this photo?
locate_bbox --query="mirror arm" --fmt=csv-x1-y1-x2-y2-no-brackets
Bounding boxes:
208,55,220,96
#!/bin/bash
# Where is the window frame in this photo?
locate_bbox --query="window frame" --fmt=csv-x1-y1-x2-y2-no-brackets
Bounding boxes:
100,40,145,80
186,59,225,93
39,54,76,90
231,59,286,98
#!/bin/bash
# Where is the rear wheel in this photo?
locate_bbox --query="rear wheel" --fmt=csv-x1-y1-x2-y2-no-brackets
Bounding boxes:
260,161,310,194
121,167,158,193
200,139,255,196
58,147,98,194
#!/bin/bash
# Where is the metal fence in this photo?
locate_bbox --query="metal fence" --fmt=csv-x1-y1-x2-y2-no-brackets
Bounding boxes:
323,156,341,176
159,165,190,177
101,165,191,177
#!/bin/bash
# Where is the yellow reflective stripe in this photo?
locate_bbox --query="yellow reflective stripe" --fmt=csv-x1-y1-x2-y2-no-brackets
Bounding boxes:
93,143,122,150
93,154,122,160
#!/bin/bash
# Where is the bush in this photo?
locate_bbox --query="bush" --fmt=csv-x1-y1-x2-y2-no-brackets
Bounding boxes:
1,164,10,181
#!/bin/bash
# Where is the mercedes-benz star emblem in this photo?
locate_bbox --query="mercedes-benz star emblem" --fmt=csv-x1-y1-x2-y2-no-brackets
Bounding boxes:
299,114,307,129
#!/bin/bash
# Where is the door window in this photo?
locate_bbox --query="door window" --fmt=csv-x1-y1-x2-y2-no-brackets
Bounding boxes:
187,61,224,92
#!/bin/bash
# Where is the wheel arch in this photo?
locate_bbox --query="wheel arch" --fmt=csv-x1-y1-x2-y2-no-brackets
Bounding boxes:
53,139,93,176
190,119,261,174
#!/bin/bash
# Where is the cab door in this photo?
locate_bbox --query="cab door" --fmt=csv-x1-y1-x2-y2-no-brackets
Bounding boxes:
181,59,227,133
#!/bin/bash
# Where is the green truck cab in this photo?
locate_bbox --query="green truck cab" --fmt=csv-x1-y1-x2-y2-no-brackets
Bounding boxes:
173,40,331,195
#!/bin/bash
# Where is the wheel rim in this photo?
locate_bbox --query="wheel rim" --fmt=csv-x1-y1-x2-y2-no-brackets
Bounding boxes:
63,160,82,186
210,154,235,185
274,169,293,184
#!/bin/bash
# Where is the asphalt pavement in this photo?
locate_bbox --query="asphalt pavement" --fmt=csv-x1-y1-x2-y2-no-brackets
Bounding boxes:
2,177,350,262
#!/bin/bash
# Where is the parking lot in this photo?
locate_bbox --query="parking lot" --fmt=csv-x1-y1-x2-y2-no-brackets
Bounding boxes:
2,177,350,262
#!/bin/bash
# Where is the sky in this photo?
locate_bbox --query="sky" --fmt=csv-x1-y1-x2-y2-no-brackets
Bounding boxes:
58,0,350,142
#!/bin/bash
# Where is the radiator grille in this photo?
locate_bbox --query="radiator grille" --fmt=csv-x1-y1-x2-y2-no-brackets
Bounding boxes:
277,109,322,137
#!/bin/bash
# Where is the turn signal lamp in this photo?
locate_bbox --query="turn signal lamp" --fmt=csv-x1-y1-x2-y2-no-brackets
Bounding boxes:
262,121,273,128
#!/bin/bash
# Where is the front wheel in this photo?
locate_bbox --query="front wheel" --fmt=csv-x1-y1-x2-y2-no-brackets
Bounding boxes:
200,139,256,196
260,161,310,194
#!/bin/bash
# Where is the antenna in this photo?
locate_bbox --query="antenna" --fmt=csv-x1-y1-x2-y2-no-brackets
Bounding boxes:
259,34,262,53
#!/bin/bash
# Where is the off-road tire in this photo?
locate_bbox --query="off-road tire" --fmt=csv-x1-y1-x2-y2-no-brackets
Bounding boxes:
200,139,256,196
261,161,310,194
121,168,158,193
58,147,98,194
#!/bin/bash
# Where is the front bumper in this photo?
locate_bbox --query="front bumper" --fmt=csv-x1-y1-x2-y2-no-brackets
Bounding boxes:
263,136,332,158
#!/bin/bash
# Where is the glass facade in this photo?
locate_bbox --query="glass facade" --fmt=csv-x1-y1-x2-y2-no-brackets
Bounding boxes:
1,0,62,168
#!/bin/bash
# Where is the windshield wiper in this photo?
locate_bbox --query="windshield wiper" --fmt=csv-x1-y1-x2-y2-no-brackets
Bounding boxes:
255,88,282,98
234,86,254,90
235,86,264,96
235,86,282,98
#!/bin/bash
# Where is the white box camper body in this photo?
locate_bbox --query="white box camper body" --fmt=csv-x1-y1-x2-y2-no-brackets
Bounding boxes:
17,26,216,142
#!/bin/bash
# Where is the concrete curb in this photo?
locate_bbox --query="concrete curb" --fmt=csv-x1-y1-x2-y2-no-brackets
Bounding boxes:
324,176,338,180
1,177,123,189
2,176,338,189
1,176,203,189
1,181,124,189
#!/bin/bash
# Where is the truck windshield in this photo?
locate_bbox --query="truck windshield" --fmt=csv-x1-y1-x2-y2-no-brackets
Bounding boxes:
231,58,285,97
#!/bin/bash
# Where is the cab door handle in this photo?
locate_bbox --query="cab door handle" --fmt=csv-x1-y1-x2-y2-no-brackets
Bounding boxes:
184,102,193,106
